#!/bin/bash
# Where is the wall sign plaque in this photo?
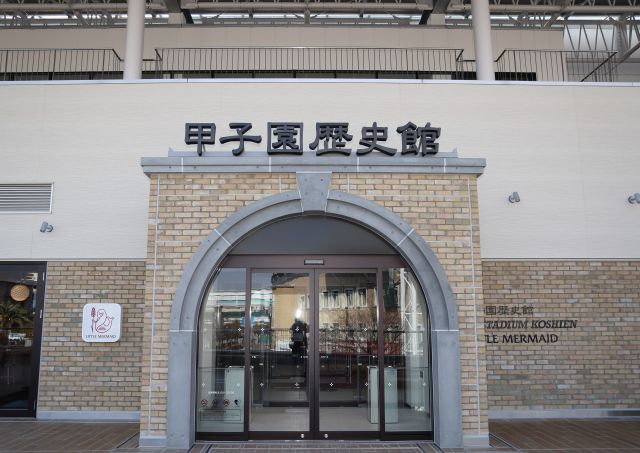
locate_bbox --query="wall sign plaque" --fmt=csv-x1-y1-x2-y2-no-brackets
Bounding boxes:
82,303,122,343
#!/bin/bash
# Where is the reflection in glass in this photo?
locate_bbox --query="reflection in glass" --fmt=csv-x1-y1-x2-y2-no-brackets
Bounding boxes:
0,268,39,411
382,268,431,432
318,272,378,432
197,268,246,433
250,272,310,432
196,263,432,438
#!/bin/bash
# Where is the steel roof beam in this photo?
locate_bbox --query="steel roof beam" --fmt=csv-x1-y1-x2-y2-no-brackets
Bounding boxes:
0,2,165,12
182,1,433,13
447,3,640,14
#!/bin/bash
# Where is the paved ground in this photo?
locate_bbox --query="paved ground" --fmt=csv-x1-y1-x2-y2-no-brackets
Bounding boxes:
0,418,638,453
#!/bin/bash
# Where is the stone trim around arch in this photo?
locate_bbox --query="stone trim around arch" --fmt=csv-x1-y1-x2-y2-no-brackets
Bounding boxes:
164,173,463,449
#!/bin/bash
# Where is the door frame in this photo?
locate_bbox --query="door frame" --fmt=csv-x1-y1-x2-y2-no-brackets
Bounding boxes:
196,255,432,441
0,262,46,418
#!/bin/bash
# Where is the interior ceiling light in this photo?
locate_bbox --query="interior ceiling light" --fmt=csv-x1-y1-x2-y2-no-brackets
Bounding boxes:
10,284,30,302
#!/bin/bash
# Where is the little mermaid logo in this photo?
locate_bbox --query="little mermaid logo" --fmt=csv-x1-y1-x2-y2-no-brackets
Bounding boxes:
90,306,115,334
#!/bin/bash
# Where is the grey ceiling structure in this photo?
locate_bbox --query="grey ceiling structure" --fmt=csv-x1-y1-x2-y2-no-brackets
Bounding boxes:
0,0,638,28
1,0,639,63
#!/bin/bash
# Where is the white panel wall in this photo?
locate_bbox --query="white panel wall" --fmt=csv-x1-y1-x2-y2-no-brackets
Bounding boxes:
0,80,638,260
0,83,151,260
0,26,563,59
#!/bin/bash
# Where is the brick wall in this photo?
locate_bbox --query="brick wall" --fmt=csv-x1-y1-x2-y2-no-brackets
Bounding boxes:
331,173,487,437
140,173,298,436
140,172,487,440
39,261,145,412
483,260,640,411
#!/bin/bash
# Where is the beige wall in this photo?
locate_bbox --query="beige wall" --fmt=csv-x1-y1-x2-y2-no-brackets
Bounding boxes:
483,260,640,414
39,261,145,415
0,80,639,261
0,26,563,60
141,171,487,442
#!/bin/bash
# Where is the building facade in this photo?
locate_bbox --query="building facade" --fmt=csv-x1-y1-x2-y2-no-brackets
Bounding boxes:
0,8,639,451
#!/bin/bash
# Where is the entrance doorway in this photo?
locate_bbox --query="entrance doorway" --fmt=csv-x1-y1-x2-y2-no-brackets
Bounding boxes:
196,255,432,440
0,262,46,417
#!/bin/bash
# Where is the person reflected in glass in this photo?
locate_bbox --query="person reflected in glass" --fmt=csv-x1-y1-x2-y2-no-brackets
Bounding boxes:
290,314,308,365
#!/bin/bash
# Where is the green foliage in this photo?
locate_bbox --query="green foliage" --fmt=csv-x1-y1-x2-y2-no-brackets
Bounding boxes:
0,300,31,329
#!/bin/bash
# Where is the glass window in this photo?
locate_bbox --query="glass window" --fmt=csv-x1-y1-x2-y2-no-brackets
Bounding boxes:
382,268,431,433
197,268,246,433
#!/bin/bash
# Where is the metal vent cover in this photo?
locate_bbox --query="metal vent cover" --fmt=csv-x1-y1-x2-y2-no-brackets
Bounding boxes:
0,183,53,213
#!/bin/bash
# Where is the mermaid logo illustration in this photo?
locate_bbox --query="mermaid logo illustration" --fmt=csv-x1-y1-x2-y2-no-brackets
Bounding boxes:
91,306,115,334
83,303,121,343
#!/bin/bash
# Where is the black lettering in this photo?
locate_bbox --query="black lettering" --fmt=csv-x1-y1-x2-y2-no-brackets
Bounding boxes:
485,320,529,330
485,334,499,343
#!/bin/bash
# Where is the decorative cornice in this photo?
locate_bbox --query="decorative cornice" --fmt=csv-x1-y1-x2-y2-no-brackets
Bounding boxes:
141,152,486,175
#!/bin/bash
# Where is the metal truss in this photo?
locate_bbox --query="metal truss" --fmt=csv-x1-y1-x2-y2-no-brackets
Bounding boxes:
0,0,639,28
448,0,640,15
0,0,165,12
563,15,640,64
0,0,167,27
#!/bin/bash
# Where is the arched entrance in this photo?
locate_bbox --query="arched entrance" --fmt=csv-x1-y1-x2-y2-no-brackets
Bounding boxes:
196,217,431,440
166,174,463,448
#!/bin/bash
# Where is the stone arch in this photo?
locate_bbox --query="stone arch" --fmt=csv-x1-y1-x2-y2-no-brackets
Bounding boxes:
166,173,463,449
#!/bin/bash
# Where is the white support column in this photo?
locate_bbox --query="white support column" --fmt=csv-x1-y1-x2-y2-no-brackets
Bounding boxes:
123,0,146,80
471,0,495,81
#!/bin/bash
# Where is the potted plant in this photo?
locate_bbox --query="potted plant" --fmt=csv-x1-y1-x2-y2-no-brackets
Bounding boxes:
0,299,32,346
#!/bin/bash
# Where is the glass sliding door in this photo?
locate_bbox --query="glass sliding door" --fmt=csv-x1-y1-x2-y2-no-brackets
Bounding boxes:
250,272,311,435
381,268,431,434
196,256,433,440
317,271,378,435
0,263,45,417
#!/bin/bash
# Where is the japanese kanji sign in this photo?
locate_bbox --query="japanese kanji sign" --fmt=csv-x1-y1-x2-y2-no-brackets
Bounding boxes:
183,121,441,156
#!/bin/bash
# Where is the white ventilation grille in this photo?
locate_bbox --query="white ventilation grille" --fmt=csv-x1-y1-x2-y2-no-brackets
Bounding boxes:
0,184,53,213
